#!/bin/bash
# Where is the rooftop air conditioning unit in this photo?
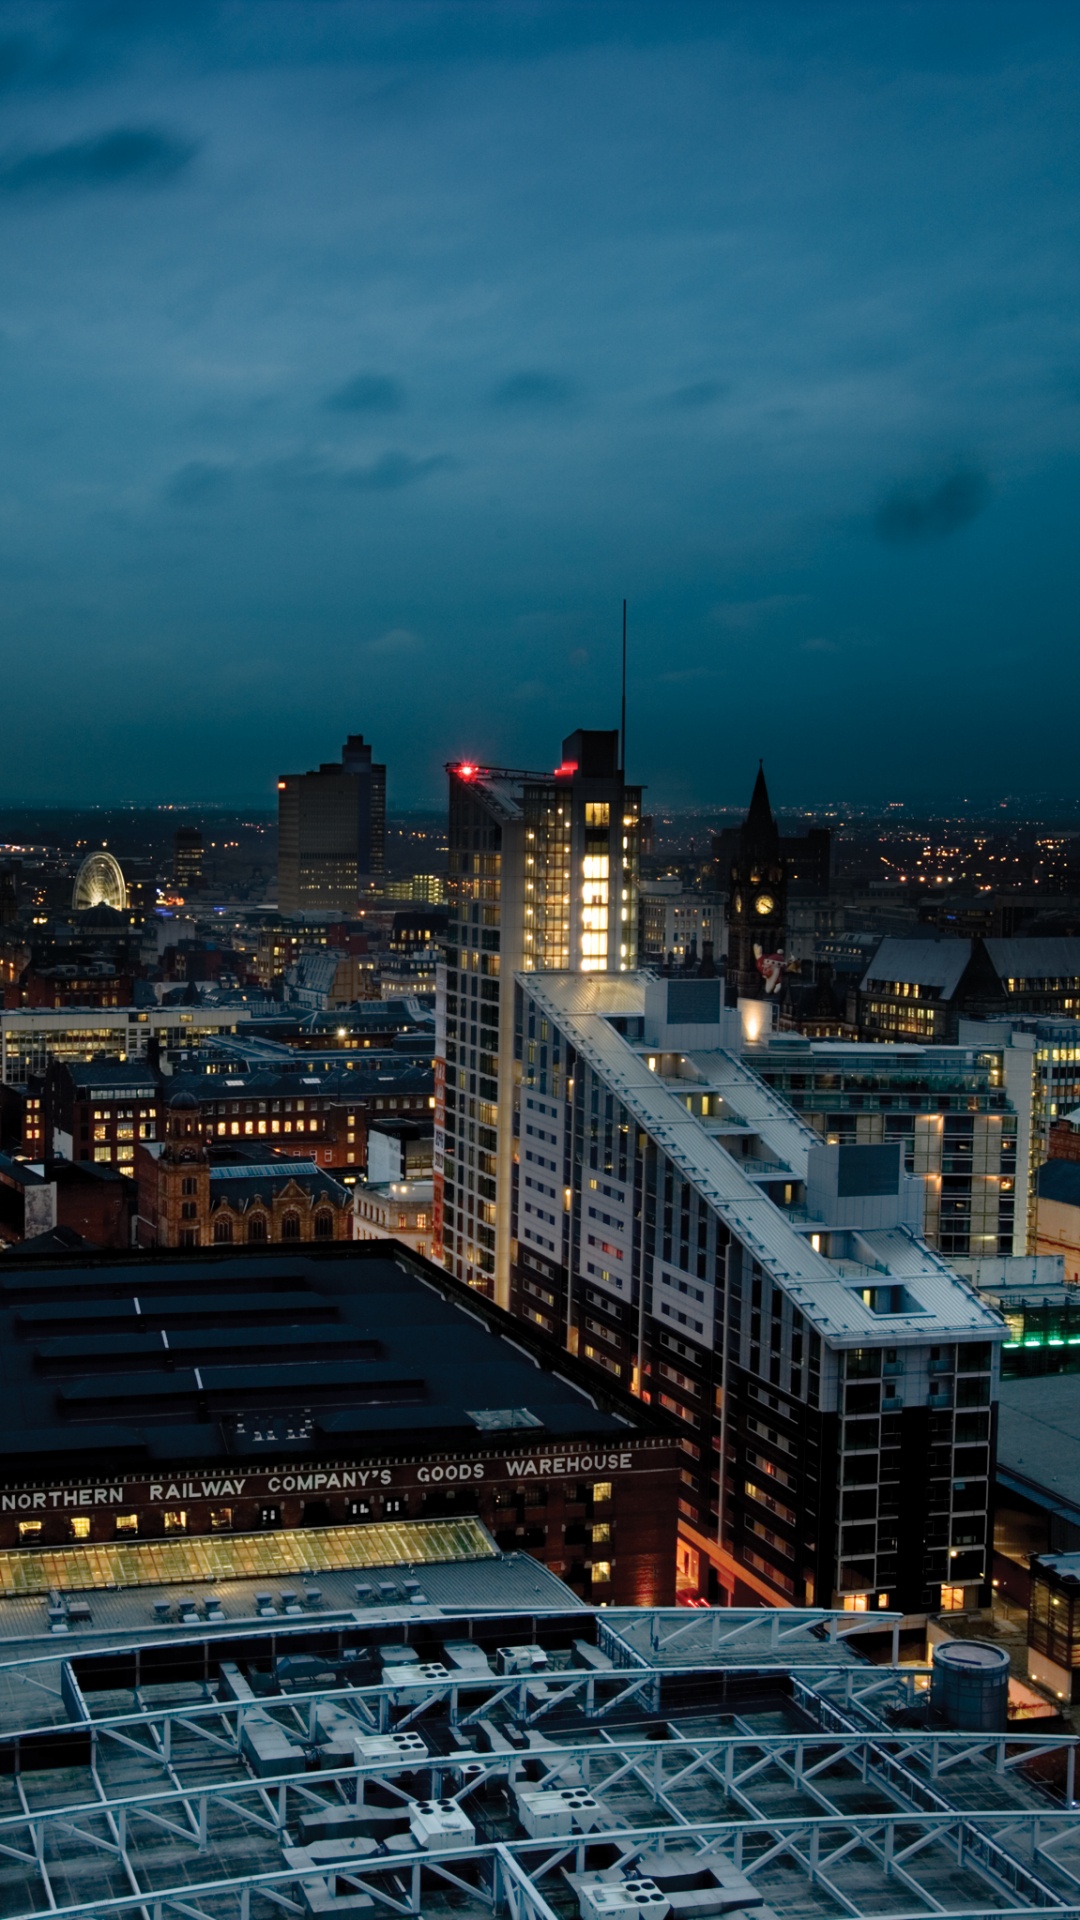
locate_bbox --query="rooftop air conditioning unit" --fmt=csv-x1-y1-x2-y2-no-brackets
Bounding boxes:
579,1880,671,1920
497,1644,549,1675
354,1731,428,1766
407,1799,475,1850
516,1786,605,1837
383,1662,449,1704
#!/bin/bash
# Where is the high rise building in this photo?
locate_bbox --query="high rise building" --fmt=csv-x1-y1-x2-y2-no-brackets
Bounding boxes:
435,729,641,1301
511,969,1004,1612
277,734,386,914
172,826,204,893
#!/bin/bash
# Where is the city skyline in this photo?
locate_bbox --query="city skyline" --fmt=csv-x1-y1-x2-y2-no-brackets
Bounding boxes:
0,2,1077,804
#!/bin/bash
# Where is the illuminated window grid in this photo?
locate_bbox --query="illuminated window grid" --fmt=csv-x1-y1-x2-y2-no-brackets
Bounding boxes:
523,793,571,973
0,1517,495,1596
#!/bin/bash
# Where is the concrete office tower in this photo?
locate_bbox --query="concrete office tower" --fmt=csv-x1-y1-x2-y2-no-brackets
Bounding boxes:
277,734,386,914
435,730,641,1302
512,970,1005,1613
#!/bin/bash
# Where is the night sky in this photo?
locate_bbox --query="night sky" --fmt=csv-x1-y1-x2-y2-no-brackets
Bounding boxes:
0,2,1077,808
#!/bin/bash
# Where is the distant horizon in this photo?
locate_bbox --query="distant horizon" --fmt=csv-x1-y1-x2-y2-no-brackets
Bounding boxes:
4,788,1080,823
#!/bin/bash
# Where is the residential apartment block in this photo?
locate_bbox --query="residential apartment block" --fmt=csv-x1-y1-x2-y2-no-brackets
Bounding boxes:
509,970,1004,1613
745,1036,1033,1258
436,730,640,1300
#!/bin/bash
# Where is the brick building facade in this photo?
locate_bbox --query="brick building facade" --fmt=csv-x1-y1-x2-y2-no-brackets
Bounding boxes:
136,1093,352,1248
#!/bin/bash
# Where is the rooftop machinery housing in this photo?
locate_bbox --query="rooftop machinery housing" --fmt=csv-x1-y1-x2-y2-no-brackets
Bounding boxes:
1,1580,1079,1920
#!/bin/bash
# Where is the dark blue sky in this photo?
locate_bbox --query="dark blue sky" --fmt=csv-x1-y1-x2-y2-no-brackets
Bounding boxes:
0,2,1077,808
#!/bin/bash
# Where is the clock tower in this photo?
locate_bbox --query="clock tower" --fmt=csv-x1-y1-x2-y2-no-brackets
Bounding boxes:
727,762,787,1000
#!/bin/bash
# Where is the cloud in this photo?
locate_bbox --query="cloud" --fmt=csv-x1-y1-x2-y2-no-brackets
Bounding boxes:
362,626,424,659
0,37,31,90
0,127,197,195
710,594,808,631
875,468,990,545
345,451,452,490
326,373,405,414
491,370,577,409
265,449,453,492
666,380,727,408
165,461,232,507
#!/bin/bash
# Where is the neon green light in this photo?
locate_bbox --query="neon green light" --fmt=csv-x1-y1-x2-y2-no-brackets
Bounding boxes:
1024,1337,1044,1347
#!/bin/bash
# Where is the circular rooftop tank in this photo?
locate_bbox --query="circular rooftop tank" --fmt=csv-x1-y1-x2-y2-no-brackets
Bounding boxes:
72,849,127,913
931,1638,1010,1732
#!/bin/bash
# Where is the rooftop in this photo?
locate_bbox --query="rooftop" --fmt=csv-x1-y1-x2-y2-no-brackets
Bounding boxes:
0,1591,1077,1920
996,1373,1080,1521
860,936,973,996
0,1244,647,1480
166,1063,433,1102
52,1060,159,1094
1039,1160,1080,1207
525,973,1004,1350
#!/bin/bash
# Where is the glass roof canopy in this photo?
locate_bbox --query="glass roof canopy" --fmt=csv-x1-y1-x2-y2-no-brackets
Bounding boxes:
0,1516,493,1595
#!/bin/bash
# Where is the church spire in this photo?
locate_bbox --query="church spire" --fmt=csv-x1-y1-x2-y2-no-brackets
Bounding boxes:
742,760,779,857
746,759,774,833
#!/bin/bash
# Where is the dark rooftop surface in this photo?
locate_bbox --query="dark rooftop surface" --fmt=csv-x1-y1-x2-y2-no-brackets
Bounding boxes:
166,1063,433,1103
53,1060,159,1094
996,1372,1080,1519
0,1245,638,1479
1038,1159,1080,1207
203,1159,350,1206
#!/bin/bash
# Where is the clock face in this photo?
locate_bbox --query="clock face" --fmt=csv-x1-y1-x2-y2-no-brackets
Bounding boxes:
755,892,775,916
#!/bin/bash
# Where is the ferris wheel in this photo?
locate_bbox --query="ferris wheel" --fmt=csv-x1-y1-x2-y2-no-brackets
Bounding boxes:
72,849,128,912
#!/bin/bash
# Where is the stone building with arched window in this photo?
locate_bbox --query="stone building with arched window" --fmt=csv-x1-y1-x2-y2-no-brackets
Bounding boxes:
136,1092,351,1248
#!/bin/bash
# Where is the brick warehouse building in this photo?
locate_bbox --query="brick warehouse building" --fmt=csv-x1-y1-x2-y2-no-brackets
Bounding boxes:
0,1243,679,1607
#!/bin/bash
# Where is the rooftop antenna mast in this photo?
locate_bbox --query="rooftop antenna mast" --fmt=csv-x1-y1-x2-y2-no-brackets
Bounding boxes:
620,598,627,775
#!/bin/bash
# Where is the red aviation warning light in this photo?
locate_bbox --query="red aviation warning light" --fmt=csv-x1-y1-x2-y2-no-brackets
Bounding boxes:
456,762,478,781
554,760,578,778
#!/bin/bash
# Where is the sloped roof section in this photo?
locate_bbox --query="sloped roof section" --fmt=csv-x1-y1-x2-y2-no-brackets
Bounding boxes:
861,937,972,997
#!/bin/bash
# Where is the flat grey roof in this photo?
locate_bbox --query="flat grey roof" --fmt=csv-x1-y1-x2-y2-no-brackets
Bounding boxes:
997,1373,1080,1518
